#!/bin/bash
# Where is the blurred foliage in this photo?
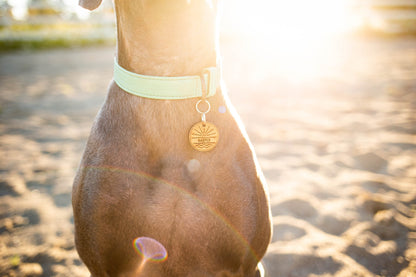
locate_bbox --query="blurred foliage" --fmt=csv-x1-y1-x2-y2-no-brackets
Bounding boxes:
0,0,115,51
0,22,115,51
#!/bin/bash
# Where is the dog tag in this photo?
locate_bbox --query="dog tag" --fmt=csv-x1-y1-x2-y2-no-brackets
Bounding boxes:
188,121,219,152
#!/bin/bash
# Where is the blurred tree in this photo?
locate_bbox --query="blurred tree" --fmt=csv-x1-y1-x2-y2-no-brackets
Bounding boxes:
28,0,60,16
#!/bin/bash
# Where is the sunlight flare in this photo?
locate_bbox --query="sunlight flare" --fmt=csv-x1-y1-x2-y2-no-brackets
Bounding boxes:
221,0,364,83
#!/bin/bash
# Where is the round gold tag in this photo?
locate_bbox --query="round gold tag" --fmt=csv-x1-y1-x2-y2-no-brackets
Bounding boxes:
188,121,219,152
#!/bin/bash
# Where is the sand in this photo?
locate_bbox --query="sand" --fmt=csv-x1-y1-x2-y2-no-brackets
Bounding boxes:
0,36,415,276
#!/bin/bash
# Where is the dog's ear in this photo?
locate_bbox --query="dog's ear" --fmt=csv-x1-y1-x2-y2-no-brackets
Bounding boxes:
79,0,103,11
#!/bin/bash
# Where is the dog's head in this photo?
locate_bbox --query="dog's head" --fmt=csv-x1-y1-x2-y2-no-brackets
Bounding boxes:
79,0,103,11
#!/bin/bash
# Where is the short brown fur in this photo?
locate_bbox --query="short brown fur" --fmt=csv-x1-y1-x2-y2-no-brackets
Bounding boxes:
72,1,272,276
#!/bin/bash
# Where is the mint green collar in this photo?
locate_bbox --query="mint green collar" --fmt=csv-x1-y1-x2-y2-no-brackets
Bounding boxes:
113,59,219,100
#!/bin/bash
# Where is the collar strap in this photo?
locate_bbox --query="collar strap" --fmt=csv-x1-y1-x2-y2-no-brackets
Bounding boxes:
114,58,219,100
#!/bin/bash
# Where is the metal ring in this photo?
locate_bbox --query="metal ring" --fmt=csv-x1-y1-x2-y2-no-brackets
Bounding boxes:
195,99,211,114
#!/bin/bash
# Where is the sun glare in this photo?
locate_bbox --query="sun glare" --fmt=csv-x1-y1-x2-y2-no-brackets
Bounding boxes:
223,0,361,82
224,0,359,39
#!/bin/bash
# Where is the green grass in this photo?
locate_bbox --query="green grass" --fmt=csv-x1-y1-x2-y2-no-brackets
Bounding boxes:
0,23,115,52
0,37,114,51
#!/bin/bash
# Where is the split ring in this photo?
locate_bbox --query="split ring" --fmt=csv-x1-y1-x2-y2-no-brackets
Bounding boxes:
195,99,211,114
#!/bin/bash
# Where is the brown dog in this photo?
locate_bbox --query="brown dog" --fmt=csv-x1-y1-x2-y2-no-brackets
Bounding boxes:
72,0,272,276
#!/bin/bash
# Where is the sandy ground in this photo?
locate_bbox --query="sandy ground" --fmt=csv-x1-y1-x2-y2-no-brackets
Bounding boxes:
0,36,415,277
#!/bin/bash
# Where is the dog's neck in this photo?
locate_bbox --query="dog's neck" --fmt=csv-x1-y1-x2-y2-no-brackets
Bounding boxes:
115,0,218,77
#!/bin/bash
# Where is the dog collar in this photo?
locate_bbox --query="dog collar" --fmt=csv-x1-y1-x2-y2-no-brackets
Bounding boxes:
113,58,219,100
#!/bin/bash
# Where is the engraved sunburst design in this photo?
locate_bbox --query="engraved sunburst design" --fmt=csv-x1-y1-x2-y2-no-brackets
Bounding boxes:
188,122,219,152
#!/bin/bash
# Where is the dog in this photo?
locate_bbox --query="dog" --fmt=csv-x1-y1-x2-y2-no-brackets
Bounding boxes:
72,0,272,276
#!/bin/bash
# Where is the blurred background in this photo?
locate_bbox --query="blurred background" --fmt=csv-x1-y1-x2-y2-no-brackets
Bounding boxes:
0,0,415,276
1,0,416,50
